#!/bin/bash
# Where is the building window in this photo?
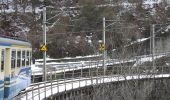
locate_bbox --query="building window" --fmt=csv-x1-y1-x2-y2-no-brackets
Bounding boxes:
26,51,30,66
22,50,26,67
17,50,21,68
11,50,16,69
30,51,32,65
1,50,4,71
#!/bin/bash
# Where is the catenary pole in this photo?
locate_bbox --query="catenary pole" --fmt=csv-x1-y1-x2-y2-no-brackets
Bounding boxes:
103,17,106,76
152,24,155,70
43,5,47,82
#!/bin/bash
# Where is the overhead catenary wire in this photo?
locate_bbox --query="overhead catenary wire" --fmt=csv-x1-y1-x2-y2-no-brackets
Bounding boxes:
28,25,141,37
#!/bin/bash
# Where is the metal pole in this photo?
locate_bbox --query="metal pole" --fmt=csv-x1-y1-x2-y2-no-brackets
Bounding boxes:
42,5,47,99
103,17,106,76
150,26,152,55
152,24,155,70
43,6,47,81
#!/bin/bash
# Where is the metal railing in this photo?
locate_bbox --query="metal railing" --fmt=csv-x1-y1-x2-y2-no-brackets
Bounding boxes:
14,60,170,100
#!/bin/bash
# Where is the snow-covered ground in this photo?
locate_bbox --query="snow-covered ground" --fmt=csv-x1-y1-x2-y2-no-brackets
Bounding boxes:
130,38,150,45
35,54,102,62
31,52,169,75
31,61,102,75
31,58,135,75
133,54,166,67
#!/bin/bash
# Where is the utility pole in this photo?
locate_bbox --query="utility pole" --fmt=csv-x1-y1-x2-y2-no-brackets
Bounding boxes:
43,4,47,81
103,17,106,76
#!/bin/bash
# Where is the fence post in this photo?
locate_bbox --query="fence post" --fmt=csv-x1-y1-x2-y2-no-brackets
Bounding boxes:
96,61,98,84
32,87,34,100
72,68,74,90
44,82,46,99
38,84,40,100
32,72,35,83
57,77,59,93
51,71,53,98
64,68,66,91
26,90,28,100
81,63,83,78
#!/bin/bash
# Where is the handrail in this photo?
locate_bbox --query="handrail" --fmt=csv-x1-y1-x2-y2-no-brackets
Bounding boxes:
16,73,170,100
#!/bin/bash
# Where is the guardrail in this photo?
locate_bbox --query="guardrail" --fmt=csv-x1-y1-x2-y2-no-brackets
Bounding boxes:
15,73,170,100
15,63,170,100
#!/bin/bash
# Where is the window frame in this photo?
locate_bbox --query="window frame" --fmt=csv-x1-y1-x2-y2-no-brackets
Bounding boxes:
0,49,4,72
26,50,30,66
29,50,32,66
22,50,26,67
17,50,22,68
11,49,17,70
